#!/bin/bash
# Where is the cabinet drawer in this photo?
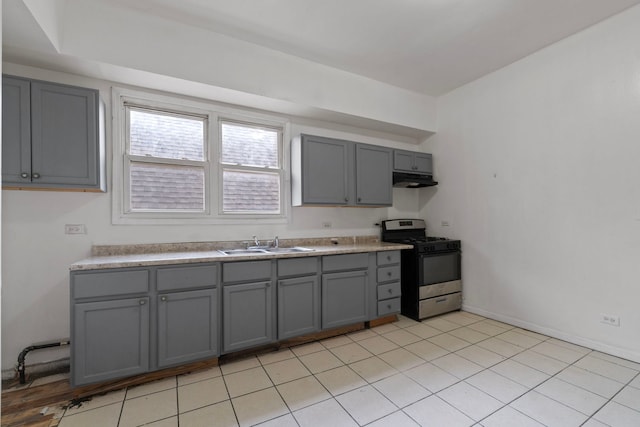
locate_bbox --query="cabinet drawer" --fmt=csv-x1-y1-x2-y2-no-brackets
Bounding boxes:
322,253,369,272
277,257,318,278
157,264,218,292
377,282,401,300
377,266,400,283
223,260,272,283
377,251,400,266
72,269,149,299
377,298,401,316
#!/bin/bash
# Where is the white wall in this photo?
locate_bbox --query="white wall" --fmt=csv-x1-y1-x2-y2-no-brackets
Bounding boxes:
423,5,640,362
0,63,424,372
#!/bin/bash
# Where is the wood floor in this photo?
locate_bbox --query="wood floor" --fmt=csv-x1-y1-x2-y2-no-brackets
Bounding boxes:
1,320,381,426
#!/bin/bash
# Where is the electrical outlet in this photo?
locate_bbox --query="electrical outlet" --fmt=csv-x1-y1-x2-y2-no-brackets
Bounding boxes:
65,224,86,235
322,221,332,228
600,313,620,327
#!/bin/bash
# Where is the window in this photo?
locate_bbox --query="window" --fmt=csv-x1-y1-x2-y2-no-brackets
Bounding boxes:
220,121,282,214
112,88,289,224
126,107,207,212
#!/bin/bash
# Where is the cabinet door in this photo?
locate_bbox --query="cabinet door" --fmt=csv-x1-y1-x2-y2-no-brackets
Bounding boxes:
30,81,99,188
157,288,219,368
278,275,320,339
223,281,274,352
301,135,350,205
393,150,415,172
72,297,149,386
2,77,31,184
322,270,368,329
355,143,392,206
414,153,433,174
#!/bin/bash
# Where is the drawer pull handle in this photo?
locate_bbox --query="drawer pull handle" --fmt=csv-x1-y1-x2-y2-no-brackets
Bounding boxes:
388,289,393,293
160,296,167,302
387,304,392,309
21,172,29,179
387,255,391,261
139,300,146,305
435,298,447,303
32,173,41,179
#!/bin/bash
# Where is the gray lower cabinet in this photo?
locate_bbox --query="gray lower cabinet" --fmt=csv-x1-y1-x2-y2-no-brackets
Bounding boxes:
157,288,218,368
278,275,320,339
322,271,369,329
321,253,370,329
375,251,402,318
223,281,275,352
2,75,105,191
73,297,150,386
277,257,320,339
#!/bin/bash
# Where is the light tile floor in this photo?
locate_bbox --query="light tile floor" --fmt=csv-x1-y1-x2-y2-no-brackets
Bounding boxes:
50,311,640,426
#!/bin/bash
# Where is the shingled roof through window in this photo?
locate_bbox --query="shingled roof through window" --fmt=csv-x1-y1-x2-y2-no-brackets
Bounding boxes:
127,109,281,213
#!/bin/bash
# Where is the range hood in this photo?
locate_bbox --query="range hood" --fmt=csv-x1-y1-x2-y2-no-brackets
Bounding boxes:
392,172,438,188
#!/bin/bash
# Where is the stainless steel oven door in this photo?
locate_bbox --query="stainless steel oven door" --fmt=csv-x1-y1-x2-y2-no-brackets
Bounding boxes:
419,251,461,286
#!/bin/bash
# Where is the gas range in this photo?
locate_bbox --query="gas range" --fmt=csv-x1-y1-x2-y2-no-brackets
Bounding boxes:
380,219,460,253
381,218,462,320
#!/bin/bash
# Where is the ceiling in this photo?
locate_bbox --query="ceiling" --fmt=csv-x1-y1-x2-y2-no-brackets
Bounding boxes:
3,0,640,136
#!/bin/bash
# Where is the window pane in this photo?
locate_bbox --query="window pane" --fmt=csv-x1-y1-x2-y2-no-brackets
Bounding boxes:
129,108,205,161
223,170,280,213
221,122,278,168
130,162,204,211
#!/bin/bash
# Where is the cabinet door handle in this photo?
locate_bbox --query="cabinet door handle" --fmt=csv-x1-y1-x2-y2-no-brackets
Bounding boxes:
357,197,361,202
387,271,392,277
32,173,41,179
139,300,146,305
387,255,392,261
266,283,271,288
160,296,168,302
21,172,30,179
344,197,349,202
388,288,393,294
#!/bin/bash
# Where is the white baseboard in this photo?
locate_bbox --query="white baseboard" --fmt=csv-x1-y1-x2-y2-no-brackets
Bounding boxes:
462,304,640,364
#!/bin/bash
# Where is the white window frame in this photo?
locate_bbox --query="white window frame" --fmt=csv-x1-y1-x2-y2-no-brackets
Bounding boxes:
112,87,291,225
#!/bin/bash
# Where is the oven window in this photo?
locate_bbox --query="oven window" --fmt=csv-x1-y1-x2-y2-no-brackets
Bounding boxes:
420,252,461,285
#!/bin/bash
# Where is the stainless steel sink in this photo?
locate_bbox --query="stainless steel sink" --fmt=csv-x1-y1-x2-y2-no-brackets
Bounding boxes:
265,247,315,253
218,248,269,255
218,247,315,255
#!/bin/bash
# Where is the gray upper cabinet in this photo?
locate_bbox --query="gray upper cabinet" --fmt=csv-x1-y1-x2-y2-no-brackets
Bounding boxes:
393,150,433,175
2,75,105,191
292,134,392,207
2,77,31,184
298,135,350,205
355,143,393,206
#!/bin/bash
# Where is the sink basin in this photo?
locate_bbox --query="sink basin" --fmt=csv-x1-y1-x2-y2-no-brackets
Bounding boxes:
219,248,269,255
265,247,315,253
219,247,315,255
